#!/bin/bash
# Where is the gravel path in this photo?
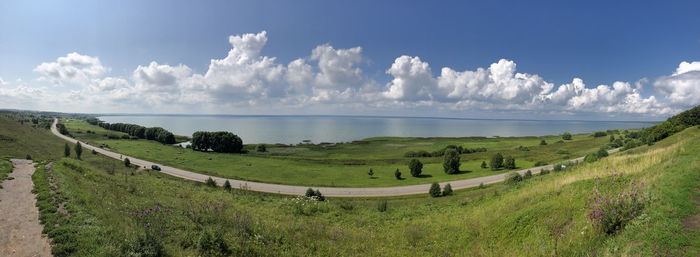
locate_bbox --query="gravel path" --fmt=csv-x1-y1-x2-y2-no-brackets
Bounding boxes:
0,159,52,257
52,118,616,197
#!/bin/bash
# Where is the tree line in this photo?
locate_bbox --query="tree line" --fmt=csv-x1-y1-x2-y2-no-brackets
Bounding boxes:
87,118,176,144
191,131,243,153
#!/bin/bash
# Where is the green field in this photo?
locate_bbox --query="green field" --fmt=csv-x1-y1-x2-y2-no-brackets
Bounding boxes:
11,115,697,256
61,118,613,187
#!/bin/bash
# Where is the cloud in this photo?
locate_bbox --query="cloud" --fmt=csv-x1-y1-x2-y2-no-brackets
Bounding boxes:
14,31,700,118
654,61,700,107
34,52,106,85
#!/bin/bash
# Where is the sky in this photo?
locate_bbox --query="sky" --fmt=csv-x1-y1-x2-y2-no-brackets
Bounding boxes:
1,0,700,120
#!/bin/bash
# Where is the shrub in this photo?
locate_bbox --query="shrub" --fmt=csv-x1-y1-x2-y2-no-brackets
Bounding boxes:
442,183,453,196
367,168,374,178
91,149,97,155
223,180,232,191
197,230,230,257
588,185,647,235
534,161,548,166
584,154,599,163
524,170,533,179
408,159,423,177
305,188,315,197
25,154,32,160
121,233,166,257
255,144,267,152
490,153,504,170
75,142,83,160
205,177,217,187
64,143,70,157
562,132,573,140
504,156,516,169
314,189,325,201
596,148,609,158
504,172,523,185
540,139,547,145
394,169,402,180
540,169,550,175
592,131,608,137
429,183,442,197
442,149,460,174
553,163,563,172
304,188,325,201
377,200,388,212
480,161,488,169
124,158,131,167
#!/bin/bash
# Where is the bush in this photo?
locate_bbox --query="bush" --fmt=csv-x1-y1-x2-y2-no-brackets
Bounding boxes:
553,163,563,172
205,177,217,187
490,153,504,170
562,132,573,140
255,144,267,152
540,139,547,145
394,169,402,180
64,143,70,157
121,233,166,257
192,131,243,153
197,230,230,257
377,200,388,212
596,148,609,158
592,131,608,137
304,188,325,201
534,161,547,166
429,183,441,197
442,183,453,196
504,156,516,169
367,168,374,178
480,161,488,169
25,154,32,160
124,158,131,167
305,188,315,197
588,185,647,235
504,172,523,185
442,149,460,174
223,180,232,191
523,170,533,179
540,169,550,175
75,142,82,160
91,149,98,155
408,159,423,177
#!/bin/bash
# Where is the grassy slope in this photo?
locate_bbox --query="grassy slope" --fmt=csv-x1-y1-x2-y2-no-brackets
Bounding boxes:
0,115,63,160
62,118,610,187
31,125,700,256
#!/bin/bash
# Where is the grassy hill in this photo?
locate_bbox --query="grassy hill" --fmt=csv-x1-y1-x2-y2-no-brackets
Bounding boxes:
21,122,700,256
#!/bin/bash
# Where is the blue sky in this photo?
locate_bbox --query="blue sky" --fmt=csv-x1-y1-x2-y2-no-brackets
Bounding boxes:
1,0,700,120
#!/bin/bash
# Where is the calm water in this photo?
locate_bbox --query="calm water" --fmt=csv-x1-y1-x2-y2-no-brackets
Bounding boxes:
98,115,656,144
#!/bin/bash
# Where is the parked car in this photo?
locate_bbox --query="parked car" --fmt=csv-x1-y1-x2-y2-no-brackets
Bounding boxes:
151,165,161,171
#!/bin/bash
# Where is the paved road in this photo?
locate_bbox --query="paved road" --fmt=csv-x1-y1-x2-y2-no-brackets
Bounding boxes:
0,159,53,257
51,119,616,197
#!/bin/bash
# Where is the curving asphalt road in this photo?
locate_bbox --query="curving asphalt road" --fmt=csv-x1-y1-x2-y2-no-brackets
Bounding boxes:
51,118,616,197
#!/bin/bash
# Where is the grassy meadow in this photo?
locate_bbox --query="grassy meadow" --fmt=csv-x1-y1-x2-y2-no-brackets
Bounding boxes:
61,118,612,187
20,118,699,256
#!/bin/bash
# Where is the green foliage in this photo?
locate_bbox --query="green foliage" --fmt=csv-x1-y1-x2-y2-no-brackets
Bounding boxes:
553,163,563,172
592,131,608,137
588,184,647,235
197,230,230,257
442,183,453,196
408,159,423,177
223,180,232,191
26,154,32,160
442,148,460,174
97,120,175,144
540,139,547,145
504,156,516,169
75,142,83,160
490,153,504,171
121,233,167,257
523,170,533,179
377,200,388,212
192,131,243,153
124,157,131,167
480,161,488,169
64,143,71,157
367,168,374,178
562,132,573,140
304,188,325,201
255,144,267,152
205,177,217,187
504,172,523,185
429,182,441,197
394,168,402,180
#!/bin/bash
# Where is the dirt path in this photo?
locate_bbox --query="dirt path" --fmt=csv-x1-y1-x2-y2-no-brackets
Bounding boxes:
0,159,52,257
51,118,618,197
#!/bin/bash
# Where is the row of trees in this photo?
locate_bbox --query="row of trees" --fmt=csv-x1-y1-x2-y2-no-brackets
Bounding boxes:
93,120,176,144
404,146,486,158
191,131,243,153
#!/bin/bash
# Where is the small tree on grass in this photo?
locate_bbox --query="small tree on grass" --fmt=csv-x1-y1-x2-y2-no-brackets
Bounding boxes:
314,189,325,201
223,180,232,191
91,149,98,155
394,169,402,180
25,154,32,160
562,132,573,140
504,172,523,185
368,168,374,178
524,170,533,179
490,153,504,170
75,142,83,160
305,188,315,197
442,183,453,196
540,139,547,145
481,161,488,169
64,143,71,157
377,200,388,212
256,144,267,152
124,157,131,167
429,182,441,197
408,159,423,177
442,149,460,174
205,177,217,187
504,156,516,169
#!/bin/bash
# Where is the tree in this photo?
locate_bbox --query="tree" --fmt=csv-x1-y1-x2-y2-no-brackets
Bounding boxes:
368,168,374,178
490,153,504,171
25,154,32,160
64,143,71,157
394,169,402,180
314,189,325,201
562,132,573,140
408,159,423,177
305,188,315,197
524,170,533,179
429,183,442,197
223,180,232,191
442,183,453,196
504,172,523,185
256,144,267,152
504,156,516,169
124,157,131,167
75,142,83,160
442,148,460,174
540,139,547,145
205,177,217,187
609,135,615,142
481,161,488,169
91,149,98,155
596,148,609,158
